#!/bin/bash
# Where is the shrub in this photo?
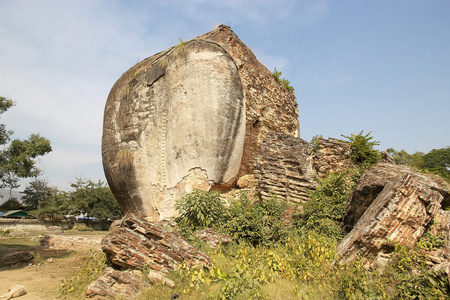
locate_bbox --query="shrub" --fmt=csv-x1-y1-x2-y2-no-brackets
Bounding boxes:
384,244,450,299
223,191,289,247
175,189,226,232
272,67,293,92
341,130,381,165
294,171,354,240
309,134,322,153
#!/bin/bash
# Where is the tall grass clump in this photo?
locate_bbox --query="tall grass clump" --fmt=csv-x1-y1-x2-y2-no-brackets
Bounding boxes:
59,250,107,298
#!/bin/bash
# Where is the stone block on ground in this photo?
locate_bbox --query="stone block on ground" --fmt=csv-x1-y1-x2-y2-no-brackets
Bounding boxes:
337,173,445,268
85,267,145,299
312,138,352,178
101,215,212,273
0,285,26,300
0,251,34,267
343,162,450,233
147,270,175,288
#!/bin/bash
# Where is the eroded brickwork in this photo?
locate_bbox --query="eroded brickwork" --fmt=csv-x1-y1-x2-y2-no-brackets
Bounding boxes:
337,174,444,268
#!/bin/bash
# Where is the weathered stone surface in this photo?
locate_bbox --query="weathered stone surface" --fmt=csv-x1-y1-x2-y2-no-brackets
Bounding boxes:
236,175,256,189
193,228,232,249
40,235,103,251
337,173,445,268
312,138,352,178
198,26,300,178
254,132,317,203
147,270,175,288
101,215,212,273
343,162,450,233
102,25,299,220
0,251,33,267
85,267,145,299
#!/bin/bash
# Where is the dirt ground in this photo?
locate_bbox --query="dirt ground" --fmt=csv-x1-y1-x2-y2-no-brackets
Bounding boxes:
0,252,80,300
0,232,106,300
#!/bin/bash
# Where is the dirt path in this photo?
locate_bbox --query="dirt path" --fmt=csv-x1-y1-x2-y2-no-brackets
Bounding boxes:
0,233,106,299
0,253,80,300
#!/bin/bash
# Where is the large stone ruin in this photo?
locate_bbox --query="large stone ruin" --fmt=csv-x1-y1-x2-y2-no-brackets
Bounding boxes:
97,25,450,297
102,25,299,220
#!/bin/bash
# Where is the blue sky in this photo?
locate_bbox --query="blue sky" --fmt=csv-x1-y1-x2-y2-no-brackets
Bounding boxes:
0,0,449,190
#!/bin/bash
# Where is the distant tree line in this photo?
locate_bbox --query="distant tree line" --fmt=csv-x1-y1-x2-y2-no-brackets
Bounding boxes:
0,177,122,220
0,95,122,220
387,147,450,182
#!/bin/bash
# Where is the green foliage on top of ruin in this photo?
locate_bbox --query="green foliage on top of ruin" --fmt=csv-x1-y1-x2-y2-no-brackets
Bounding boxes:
341,130,381,166
272,67,293,92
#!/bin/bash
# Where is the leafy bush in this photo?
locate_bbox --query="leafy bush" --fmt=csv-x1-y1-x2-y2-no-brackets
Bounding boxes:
223,191,289,247
309,134,322,153
384,244,450,299
294,171,354,240
341,130,381,165
175,189,227,232
418,230,445,251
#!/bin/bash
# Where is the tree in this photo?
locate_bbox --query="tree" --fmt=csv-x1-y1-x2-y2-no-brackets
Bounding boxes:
386,148,425,169
0,96,14,146
21,178,53,211
0,198,22,211
2,134,52,178
386,147,449,182
0,96,52,193
38,189,69,219
422,147,450,180
69,178,122,220
341,130,381,165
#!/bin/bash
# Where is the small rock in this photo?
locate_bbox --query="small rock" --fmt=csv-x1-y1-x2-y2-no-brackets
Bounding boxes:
426,261,435,267
85,267,144,299
193,228,231,249
147,270,175,288
0,285,27,299
237,175,256,188
429,255,442,264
